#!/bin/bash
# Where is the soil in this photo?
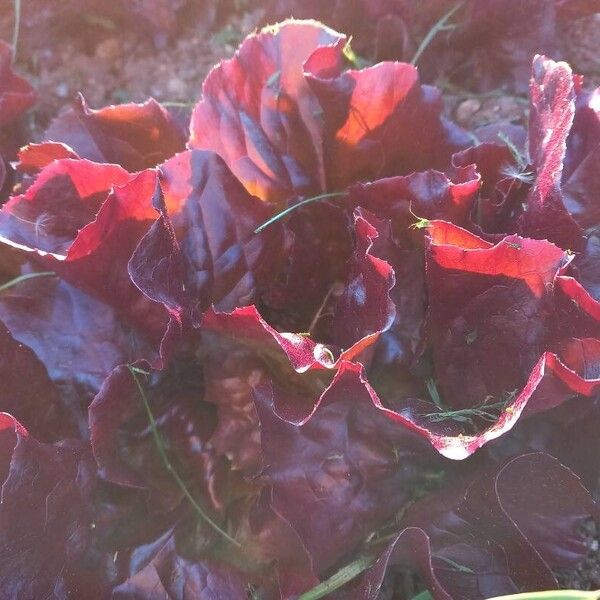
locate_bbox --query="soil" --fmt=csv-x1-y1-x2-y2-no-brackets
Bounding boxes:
0,4,267,137
556,518,600,591
379,567,425,600
2,6,599,140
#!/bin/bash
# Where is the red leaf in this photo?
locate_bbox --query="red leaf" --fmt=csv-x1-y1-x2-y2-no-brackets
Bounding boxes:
16,142,80,174
45,95,186,172
519,55,583,250
0,415,108,598
129,150,282,325
190,20,344,203
354,453,597,599
190,20,467,204
0,159,132,255
306,60,468,187
253,361,441,573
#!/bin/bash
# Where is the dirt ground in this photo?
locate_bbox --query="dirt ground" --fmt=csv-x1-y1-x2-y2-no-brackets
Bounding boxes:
1,5,599,142
0,4,266,136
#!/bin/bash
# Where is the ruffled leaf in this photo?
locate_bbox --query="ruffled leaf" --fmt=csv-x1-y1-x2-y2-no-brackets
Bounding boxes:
45,95,186,172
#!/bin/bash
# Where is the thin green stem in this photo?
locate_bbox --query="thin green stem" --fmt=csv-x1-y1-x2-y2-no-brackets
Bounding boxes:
432,555,474,574
0,271,54,293
12,0,21,62
128,366,241,547
254,191,347,234
411,1,465,66
298,555,375,600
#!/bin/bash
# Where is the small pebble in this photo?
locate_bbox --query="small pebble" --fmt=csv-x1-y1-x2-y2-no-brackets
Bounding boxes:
456,98,482,123
54,82,70,98
166,77,188,98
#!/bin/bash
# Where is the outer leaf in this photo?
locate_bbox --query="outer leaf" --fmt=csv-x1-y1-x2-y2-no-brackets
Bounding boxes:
89,363,220,514
0,319,72,441
519,56,583,251
0,414,108,598
16,142,80,174
0,166,175,346
0,272,156,437
426,220,567,410
354,453,598,600
0,159,133,255
45,95,186,172
112,536,249,599
253,361,443,573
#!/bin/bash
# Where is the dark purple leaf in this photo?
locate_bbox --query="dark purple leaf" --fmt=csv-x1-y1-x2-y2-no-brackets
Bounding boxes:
0,272,156,437
112,536,248,600
0,414,109,598
519,55,584,251
253,361,442,574
129,150,281,325
355,453,598,599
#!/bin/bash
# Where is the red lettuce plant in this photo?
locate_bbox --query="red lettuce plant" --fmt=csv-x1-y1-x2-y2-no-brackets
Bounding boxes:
0,18,600,599
0,41,36,198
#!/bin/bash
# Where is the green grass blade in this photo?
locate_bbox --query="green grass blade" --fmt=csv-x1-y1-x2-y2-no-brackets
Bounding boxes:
412,591,599,600
297,555,375,600
254,191,346,234
411,1,465,66
0,271,55,293
128,366,241,547
410,592,434,600
12,0,21,61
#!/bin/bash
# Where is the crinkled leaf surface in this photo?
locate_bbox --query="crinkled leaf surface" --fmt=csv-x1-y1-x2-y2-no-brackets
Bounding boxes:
45,95,186,172
253,361,443,574
426,220,566,409
112,535,249,600
190,20,468,204
129,150,281,325
353,453,597,599
0,414,108,599
0,272,156,437
519,55,583,251
190,20,344,203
